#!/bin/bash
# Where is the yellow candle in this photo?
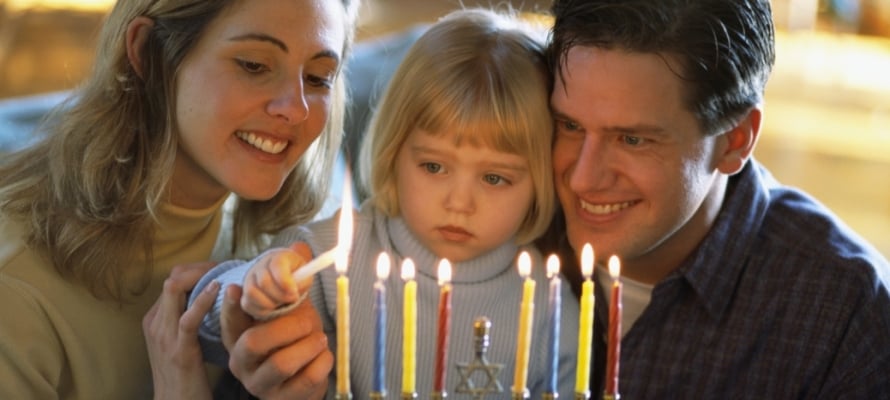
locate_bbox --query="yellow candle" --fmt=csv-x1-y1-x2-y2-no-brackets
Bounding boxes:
401,258,417,395
334,173,354,397
575,243,595,395
512,251,535,396
336,272,350,395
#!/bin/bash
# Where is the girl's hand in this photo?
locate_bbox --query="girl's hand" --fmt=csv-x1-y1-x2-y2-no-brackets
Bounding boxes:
221,253,332,399
241,243,311,319
143,261,218,400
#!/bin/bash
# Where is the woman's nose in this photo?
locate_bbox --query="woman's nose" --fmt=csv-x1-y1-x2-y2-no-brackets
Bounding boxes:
267,80,309,125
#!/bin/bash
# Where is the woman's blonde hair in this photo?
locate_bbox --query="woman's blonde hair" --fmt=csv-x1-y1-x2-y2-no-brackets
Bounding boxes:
360,8,555,245
0,0,359,300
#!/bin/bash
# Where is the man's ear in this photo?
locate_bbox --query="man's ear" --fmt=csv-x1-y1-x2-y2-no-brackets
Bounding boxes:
716,107,762,175
126,16,155,79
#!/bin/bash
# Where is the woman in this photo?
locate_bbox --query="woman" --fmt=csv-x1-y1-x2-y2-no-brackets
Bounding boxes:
193,8,579,398
0,0,358,398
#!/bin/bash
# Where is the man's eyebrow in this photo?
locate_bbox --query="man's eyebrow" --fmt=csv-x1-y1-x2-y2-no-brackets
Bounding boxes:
553,109,667,135
551,110,574,122
228,33,341,63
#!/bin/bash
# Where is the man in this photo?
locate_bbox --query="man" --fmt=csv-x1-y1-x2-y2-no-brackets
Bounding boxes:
539,0,890,398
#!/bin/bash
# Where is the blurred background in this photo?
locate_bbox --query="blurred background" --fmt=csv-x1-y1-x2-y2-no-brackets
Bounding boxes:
1,0,888,258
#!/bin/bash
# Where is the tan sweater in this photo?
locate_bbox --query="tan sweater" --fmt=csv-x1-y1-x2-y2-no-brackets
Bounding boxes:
0,199,225,399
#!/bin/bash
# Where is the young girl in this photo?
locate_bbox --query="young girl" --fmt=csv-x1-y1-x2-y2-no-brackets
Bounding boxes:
193,8,579,398
0,0,358,398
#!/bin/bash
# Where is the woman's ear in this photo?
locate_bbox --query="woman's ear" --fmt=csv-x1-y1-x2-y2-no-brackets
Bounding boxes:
126,16,155,79
716,107,762,175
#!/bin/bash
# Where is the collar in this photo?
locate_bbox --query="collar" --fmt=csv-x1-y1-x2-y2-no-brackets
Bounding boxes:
383,215,519,284
668,160,774,319
154,195,228,257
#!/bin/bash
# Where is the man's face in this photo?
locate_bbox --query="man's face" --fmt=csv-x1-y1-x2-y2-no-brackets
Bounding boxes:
550,47,729,283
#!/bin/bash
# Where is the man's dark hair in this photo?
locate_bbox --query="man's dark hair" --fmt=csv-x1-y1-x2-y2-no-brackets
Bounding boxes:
548,0,776,135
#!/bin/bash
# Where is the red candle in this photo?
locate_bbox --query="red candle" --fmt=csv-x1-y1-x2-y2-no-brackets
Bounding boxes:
605,255,622,396
433,259,453,393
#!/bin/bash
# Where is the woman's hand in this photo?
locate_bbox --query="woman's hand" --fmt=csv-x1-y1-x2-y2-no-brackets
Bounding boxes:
143,262,218,400
221,244,333,399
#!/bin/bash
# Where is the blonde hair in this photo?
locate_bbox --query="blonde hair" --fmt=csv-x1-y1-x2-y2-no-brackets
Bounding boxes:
0,0,359,300
360,8,555,244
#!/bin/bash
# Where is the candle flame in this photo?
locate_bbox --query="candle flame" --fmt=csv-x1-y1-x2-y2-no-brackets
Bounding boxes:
401,258,416,281
546,254,560,278
437,259,452,286
517,251,531,278
376,252,391,280
581,243,594,279
608,255,621,279
335,170,354,275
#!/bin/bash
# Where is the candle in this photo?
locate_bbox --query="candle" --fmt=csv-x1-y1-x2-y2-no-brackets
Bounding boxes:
575,243,595,398
291,246,337,283
433,259,452,394
605,256,622,397
372,253,391,395
334,174,354,398
512,251,535,398
544,254,561,395
401,258,417,396
335,263,350,396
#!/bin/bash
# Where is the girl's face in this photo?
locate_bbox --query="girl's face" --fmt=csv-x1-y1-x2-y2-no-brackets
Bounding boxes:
172,0,346,208
395,129,536,263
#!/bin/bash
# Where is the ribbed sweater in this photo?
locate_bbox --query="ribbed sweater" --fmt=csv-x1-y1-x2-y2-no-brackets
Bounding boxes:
196,203,580,399
1,198,227,399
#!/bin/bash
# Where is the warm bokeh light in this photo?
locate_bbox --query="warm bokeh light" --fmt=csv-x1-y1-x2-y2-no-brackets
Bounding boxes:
8,0,114,11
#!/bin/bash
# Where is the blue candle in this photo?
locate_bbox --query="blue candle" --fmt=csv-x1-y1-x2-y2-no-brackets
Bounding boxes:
373,253,391,394
544,254,561,394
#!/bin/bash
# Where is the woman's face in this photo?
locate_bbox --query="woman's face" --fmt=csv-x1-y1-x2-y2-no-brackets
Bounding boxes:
172,0,346,208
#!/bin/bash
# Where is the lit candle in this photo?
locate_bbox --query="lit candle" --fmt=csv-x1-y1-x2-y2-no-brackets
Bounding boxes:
401,258,417,397
575,243,595,398
433,259,452,395
512,251,535,398
372,253,391,395
334,175,354,399
335,257,351,397
604,256,622,398
544,254,561,395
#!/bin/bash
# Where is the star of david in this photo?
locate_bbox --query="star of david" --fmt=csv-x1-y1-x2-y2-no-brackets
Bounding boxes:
454,358,504,399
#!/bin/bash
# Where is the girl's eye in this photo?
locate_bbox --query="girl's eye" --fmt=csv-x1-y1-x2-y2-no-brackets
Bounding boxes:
421,162,442,174
483,174,508,186
236,59,269,74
